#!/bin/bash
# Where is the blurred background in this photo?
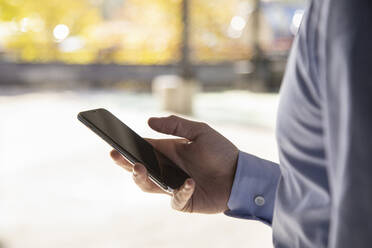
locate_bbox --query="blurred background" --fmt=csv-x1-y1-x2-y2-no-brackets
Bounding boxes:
0,0,305,247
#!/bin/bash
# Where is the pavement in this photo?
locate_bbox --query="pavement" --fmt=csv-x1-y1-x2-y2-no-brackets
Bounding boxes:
0,88,279,248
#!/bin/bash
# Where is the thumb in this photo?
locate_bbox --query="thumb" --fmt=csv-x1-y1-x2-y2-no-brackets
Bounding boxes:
148,115,208,140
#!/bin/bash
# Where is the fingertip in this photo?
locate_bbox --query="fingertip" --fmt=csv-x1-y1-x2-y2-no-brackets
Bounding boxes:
110,149,120,159
172,178,194,212
184,178,195,191
148,117,161,130
148,116,158,123
133,163,146,175
185,178,194,188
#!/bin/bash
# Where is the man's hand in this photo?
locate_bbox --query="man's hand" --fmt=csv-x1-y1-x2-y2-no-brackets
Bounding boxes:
110,115,239,214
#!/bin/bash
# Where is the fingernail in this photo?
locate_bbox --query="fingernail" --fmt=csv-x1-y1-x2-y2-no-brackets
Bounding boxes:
185,179,193,189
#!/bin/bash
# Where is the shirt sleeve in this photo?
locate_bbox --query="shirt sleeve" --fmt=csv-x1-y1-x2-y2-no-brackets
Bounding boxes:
224,151,281,225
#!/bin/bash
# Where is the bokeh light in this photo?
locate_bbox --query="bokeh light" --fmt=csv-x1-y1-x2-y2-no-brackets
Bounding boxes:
230,16,246,31
53,24,70,41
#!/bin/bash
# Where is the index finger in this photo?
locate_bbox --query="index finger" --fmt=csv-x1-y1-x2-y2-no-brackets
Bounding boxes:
148,115,208,141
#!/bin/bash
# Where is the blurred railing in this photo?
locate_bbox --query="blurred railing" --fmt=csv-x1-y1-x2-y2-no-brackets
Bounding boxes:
0,62,236,87
0,59,286,90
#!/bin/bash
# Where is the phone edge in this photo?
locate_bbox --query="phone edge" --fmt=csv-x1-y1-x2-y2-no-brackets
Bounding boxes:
77,112,173,193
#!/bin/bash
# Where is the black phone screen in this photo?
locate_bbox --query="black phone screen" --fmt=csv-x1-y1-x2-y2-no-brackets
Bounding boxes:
78,108,189,190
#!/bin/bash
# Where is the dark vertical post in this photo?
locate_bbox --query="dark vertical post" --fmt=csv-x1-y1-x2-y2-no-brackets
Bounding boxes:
251,0,262,59
250,0,270,90
180,0,193,79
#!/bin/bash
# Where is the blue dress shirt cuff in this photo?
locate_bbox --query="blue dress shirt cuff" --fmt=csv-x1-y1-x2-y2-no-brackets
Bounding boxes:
224,151,281,225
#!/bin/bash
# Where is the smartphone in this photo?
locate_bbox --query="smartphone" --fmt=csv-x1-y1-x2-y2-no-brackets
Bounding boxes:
77,108,190,193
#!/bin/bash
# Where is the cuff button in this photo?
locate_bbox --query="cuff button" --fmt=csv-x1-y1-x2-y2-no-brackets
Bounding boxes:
254,195,265,206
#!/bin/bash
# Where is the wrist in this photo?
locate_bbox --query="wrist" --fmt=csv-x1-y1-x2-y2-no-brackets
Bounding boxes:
223,148,239,212
224,151,280,224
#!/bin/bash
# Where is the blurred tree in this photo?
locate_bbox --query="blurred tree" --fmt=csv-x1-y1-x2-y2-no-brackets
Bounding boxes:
97,0,182,64
0,0,294,64
0,0,102,63
103,0,256,64
190,0,254,62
